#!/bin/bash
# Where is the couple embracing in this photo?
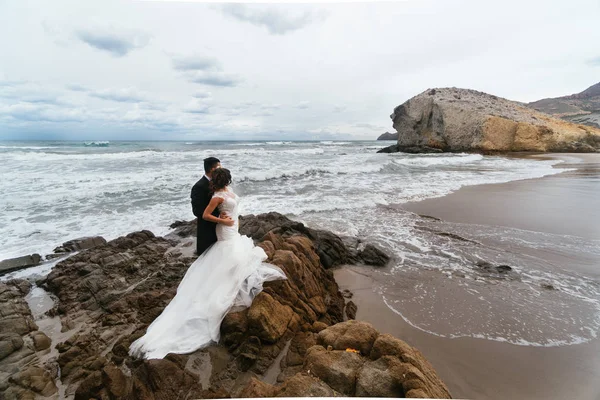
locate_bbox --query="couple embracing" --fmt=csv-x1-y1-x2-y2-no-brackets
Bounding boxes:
129,157,286,359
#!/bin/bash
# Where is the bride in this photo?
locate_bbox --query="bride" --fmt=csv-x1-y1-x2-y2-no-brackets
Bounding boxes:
130,168,286,359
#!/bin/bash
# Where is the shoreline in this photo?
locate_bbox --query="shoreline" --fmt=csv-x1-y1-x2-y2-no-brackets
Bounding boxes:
402,153,600,240
335,152,600,399
334,266,600,400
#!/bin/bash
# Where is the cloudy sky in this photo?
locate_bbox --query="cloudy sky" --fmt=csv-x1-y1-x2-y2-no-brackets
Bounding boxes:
0,0,599,141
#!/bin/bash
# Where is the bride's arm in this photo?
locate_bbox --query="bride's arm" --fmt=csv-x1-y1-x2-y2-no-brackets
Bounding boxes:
203,197,234,226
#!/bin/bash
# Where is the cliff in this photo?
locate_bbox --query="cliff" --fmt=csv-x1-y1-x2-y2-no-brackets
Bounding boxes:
383,87,600,153
377,131,399,140
528,82,600,128
0,213,450,399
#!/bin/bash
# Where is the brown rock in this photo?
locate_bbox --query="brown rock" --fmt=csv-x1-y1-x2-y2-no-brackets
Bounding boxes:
31,331,51,351
303,345,365,395
390,87,600,153
9,366,58,397
345,301,357,320
371,334,452,399
0,333,24,360
318,320,379,356
275,372,341,397
356,356,405,397
248,292,293,343
238,377,276,397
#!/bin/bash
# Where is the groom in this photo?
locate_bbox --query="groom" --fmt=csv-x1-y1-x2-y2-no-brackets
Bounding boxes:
191,157,221,255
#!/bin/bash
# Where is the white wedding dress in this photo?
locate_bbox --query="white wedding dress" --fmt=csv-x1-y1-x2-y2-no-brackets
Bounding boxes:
129,187,286,359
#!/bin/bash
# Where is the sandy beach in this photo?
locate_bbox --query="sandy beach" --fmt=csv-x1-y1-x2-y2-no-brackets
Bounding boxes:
335,153,600,400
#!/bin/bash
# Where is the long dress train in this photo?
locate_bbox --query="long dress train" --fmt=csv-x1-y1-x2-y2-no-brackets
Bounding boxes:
129,188,286,359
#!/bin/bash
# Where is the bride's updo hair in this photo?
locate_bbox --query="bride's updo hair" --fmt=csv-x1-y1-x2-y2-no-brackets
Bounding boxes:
210,168,232,193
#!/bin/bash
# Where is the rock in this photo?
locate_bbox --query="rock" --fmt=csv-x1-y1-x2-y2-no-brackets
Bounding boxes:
345,301,357,320
0,334,24,360
377,144,443,154
389,87,600,153
475,261,518,280
168,219,197,238
241,212,392,269
238,376,276,397
377,131,399,140
304,345,365,395
275,372,341,397
356,356,405,397
0,216,448,400
318,320,379,356
0,281,37,336
370,333,452,399
31,331,51,351
8,365,58,397
248,292,293,343
0,254,41,274
53,236,107,253
358,243,390,266
541,282,557,290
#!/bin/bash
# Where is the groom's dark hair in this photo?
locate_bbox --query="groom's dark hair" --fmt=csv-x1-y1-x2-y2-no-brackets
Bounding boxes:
203,157,220,174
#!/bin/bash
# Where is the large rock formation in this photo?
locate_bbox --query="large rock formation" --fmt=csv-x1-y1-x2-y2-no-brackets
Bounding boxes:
528,82,600,128
0,213,449,399
385,87,600,153
377,131,399,140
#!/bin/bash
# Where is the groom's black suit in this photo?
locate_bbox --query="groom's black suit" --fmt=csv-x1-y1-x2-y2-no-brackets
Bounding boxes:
191,176,219,255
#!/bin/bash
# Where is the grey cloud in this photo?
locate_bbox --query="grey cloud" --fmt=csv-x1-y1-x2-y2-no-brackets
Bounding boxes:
75,28,149,57
296,101,310,109
172,55,221,71
188,71,240,87
219,4,326,35
0,103,85,123
90,88,146,103
333,105,347,113
183,98,212,114
193,91,212,99
67,84,89,92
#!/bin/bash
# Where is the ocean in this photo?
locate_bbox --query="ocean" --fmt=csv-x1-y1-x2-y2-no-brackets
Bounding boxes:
1,140,599,348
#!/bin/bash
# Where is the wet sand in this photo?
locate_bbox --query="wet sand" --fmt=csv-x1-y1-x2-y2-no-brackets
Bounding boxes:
335,267,600,400
403,153,600,240
336,153,600,399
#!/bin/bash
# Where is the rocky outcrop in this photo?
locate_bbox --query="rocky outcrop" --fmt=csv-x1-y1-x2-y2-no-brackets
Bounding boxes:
240,320,451,398
52,236,107,254
388,87,600,153
0,279,58,399
529,82,600,128
239,212,390,268
0,254,41,274
377,131,399,140
0,213,450,399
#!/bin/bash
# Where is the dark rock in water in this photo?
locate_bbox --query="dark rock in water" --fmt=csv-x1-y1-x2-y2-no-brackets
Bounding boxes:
377,144,443,154
169,219,197,237
0,254,42,274
345,301,357,320
541,282,557,290
53,236,107,254
358,243,391,267
476,261,517,279
496,265,513,273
